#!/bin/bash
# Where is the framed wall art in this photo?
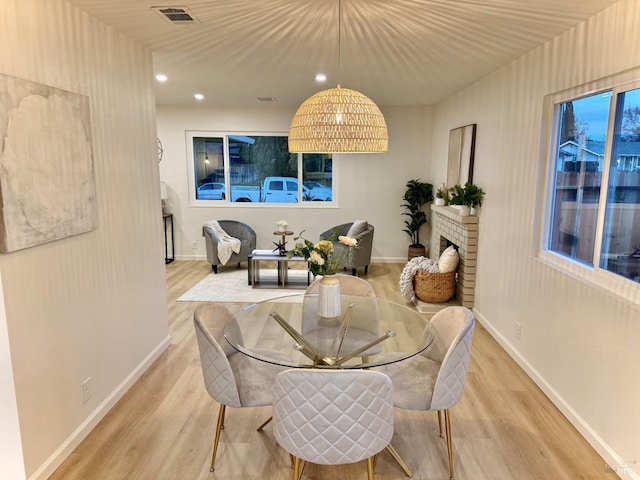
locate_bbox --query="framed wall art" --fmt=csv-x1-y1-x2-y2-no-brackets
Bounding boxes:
447,123,477,186
0,74,97,253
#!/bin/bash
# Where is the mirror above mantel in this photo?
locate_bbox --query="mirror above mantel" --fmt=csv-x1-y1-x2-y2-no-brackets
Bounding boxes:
447,124,477,187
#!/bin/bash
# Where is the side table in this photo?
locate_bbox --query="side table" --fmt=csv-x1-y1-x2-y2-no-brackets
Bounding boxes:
163,213,175,264
248,250,311,288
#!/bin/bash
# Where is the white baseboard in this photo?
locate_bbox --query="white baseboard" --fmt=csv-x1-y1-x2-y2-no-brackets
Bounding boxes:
371,257,407,263
29,335,172,480
176,253,206,260
474,309,637,480
176,255,408,263
175,255,415,264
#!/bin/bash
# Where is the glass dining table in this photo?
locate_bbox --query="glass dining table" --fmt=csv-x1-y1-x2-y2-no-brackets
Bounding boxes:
223,292,434,477
223,293,435,369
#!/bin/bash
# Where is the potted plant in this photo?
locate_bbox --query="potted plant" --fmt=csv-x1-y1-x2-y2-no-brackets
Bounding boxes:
448,184,466,213
448,182,485,215
401,179,433,259
435,183,447,206
465,183,485,214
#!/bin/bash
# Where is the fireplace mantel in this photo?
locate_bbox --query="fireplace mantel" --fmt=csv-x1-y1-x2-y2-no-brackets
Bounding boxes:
429,205,478,308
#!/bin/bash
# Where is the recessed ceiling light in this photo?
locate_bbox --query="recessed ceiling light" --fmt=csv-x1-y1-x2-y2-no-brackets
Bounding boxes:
315,74,327,82
194,93,204,100
155,74,168,82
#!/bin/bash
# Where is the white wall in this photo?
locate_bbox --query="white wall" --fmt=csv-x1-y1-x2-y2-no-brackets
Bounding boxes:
157,104,433,262
430,0,640,474
0,1,170,478
0,275,25,480
2,0,632,477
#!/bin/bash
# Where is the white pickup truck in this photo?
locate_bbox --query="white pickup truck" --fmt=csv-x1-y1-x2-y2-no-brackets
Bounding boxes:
198,177,331,203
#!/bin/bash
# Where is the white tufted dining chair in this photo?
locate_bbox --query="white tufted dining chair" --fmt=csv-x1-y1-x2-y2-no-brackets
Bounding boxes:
193,303,291,472
272,369,394,480
305,274,377,298
376,306,475,480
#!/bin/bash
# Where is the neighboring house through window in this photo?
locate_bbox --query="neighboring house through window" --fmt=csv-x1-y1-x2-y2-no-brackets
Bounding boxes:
540,76,640,294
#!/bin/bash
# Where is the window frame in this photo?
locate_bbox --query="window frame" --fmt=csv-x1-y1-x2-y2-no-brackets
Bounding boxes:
537,72,640,304
186,131,337,208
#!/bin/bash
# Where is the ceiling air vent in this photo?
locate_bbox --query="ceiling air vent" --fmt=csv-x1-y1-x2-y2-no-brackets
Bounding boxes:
256,97,278,103
151,6,199,25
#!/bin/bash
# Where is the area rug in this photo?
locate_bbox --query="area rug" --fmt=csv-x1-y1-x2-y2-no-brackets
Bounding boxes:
177,268,308,303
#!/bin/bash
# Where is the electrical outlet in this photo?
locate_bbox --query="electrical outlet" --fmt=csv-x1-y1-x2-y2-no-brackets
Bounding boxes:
515,322,522,340
191,240,197,250
82,377,92,403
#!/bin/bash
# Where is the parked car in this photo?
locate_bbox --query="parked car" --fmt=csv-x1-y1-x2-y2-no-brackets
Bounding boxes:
196,182,226,200
226,177,308,203
197,177,328,203
229,184,261,202
303,181,333,201
258,177,304,203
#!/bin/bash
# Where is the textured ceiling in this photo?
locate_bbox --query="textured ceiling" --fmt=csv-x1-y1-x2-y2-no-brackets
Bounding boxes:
65,0,620,107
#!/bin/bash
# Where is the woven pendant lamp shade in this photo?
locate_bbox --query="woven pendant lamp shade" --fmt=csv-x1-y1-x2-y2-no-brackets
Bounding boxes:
288,85,388,153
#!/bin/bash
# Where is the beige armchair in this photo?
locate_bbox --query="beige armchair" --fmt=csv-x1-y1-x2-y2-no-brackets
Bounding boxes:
203,220,256,273
320,221,374,276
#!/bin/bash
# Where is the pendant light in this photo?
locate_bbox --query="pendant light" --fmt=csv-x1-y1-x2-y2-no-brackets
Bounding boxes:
288,0,388,153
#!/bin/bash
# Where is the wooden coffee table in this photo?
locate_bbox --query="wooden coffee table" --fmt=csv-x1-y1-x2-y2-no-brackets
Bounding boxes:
248,250,311,289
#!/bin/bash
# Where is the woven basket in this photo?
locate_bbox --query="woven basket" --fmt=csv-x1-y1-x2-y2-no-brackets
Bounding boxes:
413,270,456,303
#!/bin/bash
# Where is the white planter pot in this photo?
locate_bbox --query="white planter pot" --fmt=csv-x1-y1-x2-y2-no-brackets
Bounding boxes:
435,198,445,206
458,205,470,216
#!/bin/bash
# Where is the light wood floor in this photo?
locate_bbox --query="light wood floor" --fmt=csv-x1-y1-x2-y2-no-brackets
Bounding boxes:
49,261,615,479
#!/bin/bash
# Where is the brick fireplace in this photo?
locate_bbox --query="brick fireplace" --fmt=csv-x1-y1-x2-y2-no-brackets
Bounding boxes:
429,205,479,308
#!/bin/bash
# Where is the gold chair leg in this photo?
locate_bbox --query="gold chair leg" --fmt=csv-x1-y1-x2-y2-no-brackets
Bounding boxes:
220,405,226,430
210,404,226,472
444,409,454,480
367,456,375,480
437,410,444,438
292,456,304,480
256,416,272,431
385,444,413,478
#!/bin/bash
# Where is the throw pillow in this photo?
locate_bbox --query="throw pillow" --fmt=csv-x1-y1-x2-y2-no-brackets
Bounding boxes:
346,219,368,238
438,245,459,273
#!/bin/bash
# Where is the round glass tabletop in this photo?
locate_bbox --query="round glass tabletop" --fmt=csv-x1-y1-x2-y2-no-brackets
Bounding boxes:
223,293,434,369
